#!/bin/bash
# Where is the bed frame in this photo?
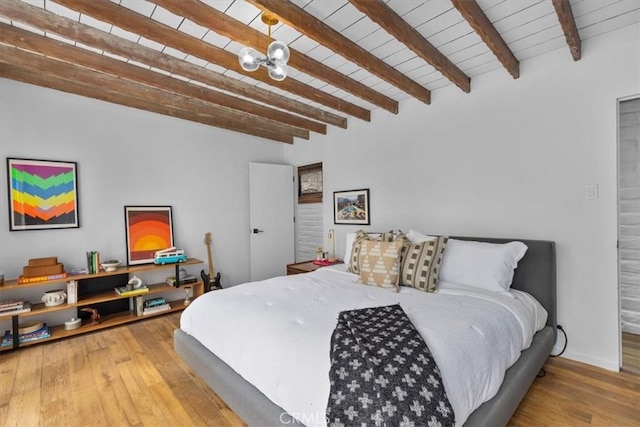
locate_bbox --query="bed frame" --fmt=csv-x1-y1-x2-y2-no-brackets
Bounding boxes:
174,237,556,426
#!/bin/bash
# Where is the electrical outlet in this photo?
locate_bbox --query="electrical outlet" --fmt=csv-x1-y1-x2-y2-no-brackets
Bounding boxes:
328,229,334,241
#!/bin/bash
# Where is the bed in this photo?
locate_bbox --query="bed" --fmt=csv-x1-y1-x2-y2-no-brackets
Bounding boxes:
174,236,556,426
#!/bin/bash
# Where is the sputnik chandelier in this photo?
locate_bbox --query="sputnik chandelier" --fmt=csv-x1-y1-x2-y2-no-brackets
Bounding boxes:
238,13,291,81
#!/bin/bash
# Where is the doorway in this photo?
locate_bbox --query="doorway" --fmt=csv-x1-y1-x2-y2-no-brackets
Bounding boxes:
619,96,640,375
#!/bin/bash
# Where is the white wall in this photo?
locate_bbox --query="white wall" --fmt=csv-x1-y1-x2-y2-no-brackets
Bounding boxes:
0,79,285,288
284,24,640,370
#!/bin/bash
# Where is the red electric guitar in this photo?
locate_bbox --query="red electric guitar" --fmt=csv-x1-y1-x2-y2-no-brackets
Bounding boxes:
201,232,222,292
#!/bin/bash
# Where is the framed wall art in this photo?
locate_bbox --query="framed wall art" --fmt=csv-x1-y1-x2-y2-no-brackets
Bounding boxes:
297,162,323,204
124,206,174,265
7,158,80,231
333,189,370,225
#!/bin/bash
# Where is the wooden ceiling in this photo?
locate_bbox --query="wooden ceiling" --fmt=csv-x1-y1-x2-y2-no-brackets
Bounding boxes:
1,0,638,144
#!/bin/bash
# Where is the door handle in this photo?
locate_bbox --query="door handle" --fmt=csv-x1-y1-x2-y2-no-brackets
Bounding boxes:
252,228,264,234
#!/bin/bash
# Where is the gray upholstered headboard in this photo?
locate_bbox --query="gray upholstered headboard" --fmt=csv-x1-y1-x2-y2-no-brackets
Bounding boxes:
451,236,557,336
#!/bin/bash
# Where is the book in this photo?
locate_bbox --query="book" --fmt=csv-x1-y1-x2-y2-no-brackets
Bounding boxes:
0,305,30,315
0,302,32,317
0,300,27,311
1,323,50,347
0,299,27,309
114,285,149,297
86,251,101,274
143,297,167,308
67,280,78,304
17,273,67,284
165,275,198,287
2,331,50,347
0,304,25,313
142,304,171,315
134,296,144,317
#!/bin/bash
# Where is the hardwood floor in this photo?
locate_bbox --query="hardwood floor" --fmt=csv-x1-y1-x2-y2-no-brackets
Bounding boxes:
1,313,639,426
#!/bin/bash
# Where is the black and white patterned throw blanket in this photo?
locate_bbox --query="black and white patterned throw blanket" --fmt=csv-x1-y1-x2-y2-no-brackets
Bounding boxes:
326,304,455,427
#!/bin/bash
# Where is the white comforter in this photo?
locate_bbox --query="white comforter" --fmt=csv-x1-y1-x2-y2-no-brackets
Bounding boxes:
180,265,547,426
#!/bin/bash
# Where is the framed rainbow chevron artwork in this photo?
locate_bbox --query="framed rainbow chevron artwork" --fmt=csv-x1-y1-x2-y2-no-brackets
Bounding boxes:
7,158,80,231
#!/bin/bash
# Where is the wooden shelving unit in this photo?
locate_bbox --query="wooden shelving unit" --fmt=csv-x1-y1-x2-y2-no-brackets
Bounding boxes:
0,258,204,351
1,258,204,290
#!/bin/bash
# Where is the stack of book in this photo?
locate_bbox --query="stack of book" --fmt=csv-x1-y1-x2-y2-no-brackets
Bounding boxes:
18,256,66,284
142,297,170,316
1,323,50,347
0,299,32,317
165,274,197,287
114,284,149,297
17,273,67,284
86,251,101,274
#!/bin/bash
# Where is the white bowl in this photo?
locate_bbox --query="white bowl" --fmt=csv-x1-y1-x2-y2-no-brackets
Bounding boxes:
101,260,121,272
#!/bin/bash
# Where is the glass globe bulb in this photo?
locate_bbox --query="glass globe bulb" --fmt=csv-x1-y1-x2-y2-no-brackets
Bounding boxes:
268,63,288,81
267,40,290,64
238,47,260,72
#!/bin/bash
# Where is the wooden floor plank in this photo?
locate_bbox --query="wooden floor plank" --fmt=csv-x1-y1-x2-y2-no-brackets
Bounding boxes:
40,340,74,426
2,313,638,427
3,387,42,427
66,335,108,426
0,349,19,423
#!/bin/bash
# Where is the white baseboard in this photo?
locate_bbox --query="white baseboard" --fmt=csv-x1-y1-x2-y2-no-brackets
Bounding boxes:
559,351,619,372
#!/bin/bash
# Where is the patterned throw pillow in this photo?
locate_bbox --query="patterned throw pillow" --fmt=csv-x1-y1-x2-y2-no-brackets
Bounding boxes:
399,236,448,292
358,240,404,292
348,230,394,274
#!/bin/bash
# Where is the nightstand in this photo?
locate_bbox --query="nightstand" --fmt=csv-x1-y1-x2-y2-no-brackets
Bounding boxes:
286,260,343,275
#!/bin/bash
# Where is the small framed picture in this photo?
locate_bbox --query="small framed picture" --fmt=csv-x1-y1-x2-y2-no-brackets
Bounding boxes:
124,206,174,265
7,158,80,231
333,189,370,225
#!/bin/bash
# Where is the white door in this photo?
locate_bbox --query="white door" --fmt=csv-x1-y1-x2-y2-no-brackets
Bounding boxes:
250,162,295,281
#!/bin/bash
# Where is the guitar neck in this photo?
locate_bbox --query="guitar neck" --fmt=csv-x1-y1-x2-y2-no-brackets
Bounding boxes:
206,244,215,277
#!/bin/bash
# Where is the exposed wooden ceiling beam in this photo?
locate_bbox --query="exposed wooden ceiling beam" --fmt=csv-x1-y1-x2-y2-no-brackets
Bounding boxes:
451,0,519,79
0,23,311,139
0,45,298,144
348,0,470,93
149,0,399,114
52,0,370,121
0,62,293,144
552,0,582,61
0,0,344,129
246,0,431,105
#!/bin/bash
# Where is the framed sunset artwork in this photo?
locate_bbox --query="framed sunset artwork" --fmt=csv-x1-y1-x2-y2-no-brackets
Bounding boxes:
7,158,80,231
124,206,174,265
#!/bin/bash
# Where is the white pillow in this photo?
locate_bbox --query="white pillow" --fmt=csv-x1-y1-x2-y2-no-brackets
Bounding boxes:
344,232,356,261
439,239,528,292
406,229,436,243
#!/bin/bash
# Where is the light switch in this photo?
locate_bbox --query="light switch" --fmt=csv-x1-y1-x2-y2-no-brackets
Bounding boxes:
585,184,598,200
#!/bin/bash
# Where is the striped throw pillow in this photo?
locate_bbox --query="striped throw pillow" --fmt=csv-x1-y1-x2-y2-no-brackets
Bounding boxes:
358,240,404,292
399,236,448,292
